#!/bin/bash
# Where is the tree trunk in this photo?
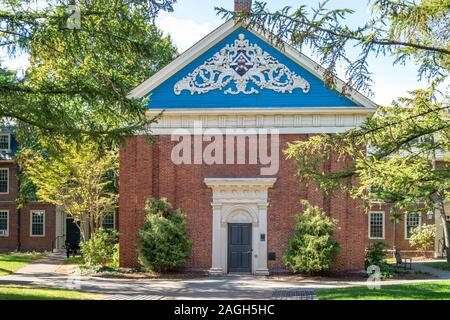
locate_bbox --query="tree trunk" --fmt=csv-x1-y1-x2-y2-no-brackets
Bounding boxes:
392,222,397,256
439,203,450,262
441,213,450,263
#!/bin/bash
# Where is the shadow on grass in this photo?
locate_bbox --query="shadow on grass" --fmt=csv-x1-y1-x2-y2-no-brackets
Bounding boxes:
0,292,73,300
0,268,13,275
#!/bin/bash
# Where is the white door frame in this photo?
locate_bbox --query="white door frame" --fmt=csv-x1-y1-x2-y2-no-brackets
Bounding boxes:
205,178,276,275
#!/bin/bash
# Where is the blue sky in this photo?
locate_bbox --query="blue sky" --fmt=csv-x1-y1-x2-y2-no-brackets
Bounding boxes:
2,0,429,105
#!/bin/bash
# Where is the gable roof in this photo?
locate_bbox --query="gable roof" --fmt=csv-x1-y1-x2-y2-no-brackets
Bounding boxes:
129,20,378,110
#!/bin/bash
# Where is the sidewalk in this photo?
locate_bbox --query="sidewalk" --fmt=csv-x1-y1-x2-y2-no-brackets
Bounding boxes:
0,254,449,299
13,252,66,277
411,261,450,280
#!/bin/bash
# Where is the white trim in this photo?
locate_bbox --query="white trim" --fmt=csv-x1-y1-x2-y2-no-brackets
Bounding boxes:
0,133,11,153
0,167,9,195
101,213,116,230
30,210,46,237
0,210,9,237
404,212,422,240
246,27,378,109
128,20,239,99
368,211,385,240
129,21,378,110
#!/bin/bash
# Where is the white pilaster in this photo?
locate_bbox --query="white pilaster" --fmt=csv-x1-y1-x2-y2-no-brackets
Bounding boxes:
255,202,269,275
209,202,225,275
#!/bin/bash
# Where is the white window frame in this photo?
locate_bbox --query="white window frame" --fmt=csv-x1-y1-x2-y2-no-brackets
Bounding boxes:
30,210,45,237
0,168,9,195
0,133,10,152
404,212,422,240
368,211,385,240
0,210,9,237
101,213,116,230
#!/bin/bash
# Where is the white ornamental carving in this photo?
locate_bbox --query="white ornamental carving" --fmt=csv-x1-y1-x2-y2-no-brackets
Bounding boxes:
174,33,311,96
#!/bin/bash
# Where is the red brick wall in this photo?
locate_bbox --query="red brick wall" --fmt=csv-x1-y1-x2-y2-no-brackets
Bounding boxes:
234,0,252,13
20,203,56,251
0,204,18,251
0,204,56,252
368,203,435,257
0,162,19,201
0,163,56,252
119,135,368,272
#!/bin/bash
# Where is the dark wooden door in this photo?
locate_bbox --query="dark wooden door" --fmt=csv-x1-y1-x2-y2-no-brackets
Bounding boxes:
228,223,252,273
66,218,80,246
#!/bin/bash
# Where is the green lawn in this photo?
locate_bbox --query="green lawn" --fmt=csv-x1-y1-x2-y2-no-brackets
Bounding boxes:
0,285,102,300
63,256,83,265
0,253,45,275
317,281,450,300
425,262,450,271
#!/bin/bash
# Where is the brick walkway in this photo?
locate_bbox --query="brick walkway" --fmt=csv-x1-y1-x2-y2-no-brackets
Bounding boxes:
271,289,317,300
104,295,163,300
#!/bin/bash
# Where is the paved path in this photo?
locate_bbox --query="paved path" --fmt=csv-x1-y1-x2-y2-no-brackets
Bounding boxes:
412,261,450,280
13,252,65,277
1,254,449,299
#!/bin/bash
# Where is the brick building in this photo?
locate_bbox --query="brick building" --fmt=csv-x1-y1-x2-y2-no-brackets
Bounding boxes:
118,0,441,274
2,0,443,271
0,129,57,251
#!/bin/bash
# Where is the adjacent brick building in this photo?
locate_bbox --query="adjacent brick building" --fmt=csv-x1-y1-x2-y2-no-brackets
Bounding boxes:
0,130,57,251
0,130,117,252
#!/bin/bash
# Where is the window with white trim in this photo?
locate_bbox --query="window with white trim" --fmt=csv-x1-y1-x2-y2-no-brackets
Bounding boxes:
0,134,10,151
0,168,8,194
101,213,115,230
369,212,384,239
30,211,45,236
0,211,8,236
405,212,421,239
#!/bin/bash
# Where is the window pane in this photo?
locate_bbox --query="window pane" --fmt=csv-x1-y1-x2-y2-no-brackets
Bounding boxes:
0,135,9,150
370,213,384,238
102,214,115,229
31,212,44,236
0,169,8,193
0,211,7,232
406,213,420,239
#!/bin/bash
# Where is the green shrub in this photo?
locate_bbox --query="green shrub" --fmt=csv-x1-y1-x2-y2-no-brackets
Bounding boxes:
365,241,388,269
138,197,192,272
365,241,393,278
283,200,340,275
80,228,119,268
409,224,436,253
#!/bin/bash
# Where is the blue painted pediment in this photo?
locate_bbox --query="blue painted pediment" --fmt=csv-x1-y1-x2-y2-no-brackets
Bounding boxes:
146,27,359,109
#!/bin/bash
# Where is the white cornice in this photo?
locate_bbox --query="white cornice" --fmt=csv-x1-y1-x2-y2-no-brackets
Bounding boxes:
146,109,369,135
204,178,277,190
